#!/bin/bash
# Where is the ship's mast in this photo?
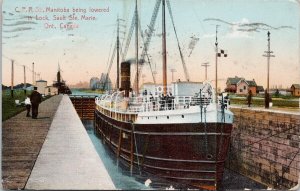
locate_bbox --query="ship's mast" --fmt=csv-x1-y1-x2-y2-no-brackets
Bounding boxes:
135,0,139,95
116,16,120,89
162,0,167,96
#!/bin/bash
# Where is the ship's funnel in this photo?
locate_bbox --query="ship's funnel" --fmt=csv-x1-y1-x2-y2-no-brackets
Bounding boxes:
121,61,131,97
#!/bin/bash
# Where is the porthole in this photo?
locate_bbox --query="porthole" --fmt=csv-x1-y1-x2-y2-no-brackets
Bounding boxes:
167,116,169,119
206,154,213,160
156,116,157,119
148,117,149,119
182,115,184,118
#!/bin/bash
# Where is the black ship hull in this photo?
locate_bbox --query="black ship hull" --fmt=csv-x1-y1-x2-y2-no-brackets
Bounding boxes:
95,109,232,190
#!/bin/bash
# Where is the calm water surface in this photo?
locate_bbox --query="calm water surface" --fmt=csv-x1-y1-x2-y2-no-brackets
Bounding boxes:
82,120,153,190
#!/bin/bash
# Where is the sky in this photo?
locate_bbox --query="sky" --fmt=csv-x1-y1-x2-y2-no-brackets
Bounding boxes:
2,0,300,90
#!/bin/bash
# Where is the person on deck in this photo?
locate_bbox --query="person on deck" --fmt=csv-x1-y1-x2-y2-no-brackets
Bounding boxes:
30,87,42,119
25,96,31,117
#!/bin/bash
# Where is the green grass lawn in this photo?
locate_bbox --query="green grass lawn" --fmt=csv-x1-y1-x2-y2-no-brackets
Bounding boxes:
2,89,51,121
230,96,299,108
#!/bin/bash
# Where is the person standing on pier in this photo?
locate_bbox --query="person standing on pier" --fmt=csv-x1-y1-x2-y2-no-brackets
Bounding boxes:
25,96,31,117
30,87,42,119
247,90,253,107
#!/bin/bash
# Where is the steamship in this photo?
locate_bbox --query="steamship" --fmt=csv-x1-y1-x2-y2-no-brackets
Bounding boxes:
94,0,233,190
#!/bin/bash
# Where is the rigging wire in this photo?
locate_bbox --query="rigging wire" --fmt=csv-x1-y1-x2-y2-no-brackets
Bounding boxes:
191,5,215,51
166,0,190,81
105,23,117,72
132,0,161,88
137,16,156,85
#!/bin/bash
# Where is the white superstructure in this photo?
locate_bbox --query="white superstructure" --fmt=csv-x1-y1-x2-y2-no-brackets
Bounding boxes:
96,82,233,125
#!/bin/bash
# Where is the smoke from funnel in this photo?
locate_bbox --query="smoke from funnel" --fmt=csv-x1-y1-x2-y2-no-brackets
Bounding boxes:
125,58,145,65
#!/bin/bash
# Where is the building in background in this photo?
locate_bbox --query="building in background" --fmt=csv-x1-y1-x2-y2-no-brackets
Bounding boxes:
225,76,243,93
225,76,263,96
90,77,100,89
99,73,112,91
256,86,265,94
236,79,257,95
36,80,47,95
291,84,300,96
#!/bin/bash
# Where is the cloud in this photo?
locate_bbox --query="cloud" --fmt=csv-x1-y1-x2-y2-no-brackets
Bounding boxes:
3,35,19,39
203,17,295,39
3,21,38,26
3,27,34,32
226,18,254,39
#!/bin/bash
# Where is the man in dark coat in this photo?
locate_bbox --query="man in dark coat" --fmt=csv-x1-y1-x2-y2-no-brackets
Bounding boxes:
247,90,253,107
30,87,42,119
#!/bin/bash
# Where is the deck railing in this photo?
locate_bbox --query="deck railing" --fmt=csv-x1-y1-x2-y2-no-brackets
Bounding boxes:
95,93,224,114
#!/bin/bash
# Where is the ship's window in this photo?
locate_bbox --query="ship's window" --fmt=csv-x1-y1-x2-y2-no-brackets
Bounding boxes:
156,116,157,119
182,115,184,118
167,116,169,119
148,117,149,119
206,154,213,160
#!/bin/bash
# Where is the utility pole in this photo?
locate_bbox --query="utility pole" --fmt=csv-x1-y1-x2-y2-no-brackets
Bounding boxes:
32,62,35,85
201,62,210,81
263,31,275,108
11,60,14,98
215,25,219,103
170,68,177,82
23,65,26,95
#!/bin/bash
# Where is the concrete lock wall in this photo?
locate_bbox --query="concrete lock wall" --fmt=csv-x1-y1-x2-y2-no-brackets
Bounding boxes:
227,108,300,189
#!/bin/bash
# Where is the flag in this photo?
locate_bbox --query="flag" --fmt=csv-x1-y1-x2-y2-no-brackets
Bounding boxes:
218,49,228,57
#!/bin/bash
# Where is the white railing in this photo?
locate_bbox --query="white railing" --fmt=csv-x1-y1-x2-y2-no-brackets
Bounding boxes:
95,93,223,114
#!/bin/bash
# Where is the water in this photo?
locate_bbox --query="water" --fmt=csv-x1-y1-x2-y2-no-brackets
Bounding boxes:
82,120,149,190
82,120,267,190
70,89,102,97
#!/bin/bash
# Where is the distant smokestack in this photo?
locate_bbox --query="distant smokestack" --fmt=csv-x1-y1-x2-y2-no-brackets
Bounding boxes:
121,61,131,97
